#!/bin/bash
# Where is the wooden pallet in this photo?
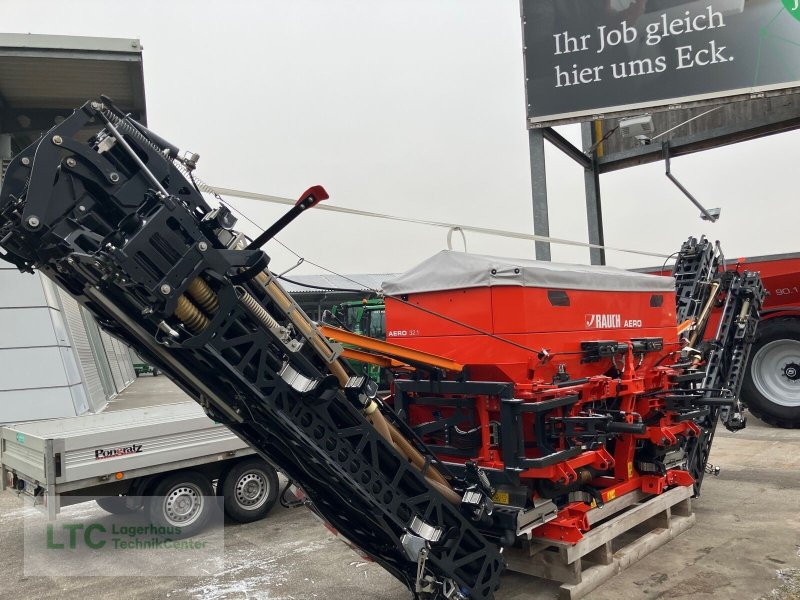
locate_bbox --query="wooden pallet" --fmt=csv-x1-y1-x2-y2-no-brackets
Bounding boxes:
505,485,696,600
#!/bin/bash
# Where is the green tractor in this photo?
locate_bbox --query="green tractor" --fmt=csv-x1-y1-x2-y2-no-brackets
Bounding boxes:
325,298,387,386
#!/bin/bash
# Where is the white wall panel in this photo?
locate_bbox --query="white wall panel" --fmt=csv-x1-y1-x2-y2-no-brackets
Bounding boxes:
0,271,131,421
0,307,60,348
68,382,89,416
0,347,70,390
0,269,50,308
0,387,77,422
58,346,82,387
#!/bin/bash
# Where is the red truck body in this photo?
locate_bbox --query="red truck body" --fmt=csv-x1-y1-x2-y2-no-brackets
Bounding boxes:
659,252,800,428
648,252,800,317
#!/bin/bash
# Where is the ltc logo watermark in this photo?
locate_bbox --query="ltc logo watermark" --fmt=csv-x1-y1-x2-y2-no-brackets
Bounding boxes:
784,0,800,20
22,497,224,577
44,522,201,550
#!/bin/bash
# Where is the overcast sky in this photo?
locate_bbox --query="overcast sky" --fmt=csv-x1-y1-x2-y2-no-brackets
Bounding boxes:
3,0,797,276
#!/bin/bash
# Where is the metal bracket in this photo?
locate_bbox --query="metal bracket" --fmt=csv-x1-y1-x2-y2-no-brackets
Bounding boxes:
663,141,720,222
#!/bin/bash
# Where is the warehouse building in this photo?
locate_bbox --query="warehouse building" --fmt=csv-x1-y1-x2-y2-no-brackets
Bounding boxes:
0,33,146,421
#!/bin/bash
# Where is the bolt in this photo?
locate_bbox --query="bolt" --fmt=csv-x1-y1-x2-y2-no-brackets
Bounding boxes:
109,172,120,183
52,135,63,145
160,284,172,295
26,216,40,228
21,157,30,166
66,157,77,168
90,101,101,110
78,205,86,212
198,241,208,251
66,258,75,265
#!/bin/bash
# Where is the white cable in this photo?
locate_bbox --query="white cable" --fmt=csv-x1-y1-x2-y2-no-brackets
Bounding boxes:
651,106,724,142
207,185,671,260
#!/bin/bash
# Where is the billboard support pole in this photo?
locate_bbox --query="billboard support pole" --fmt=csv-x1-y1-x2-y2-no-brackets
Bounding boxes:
529,128,551,261
663,142,720,223
582,122,606,266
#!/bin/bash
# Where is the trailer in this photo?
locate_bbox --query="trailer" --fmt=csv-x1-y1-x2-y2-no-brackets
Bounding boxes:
0,401,279,534
720,253,800,428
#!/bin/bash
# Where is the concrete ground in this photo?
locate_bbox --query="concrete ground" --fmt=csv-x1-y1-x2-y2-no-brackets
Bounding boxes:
2,376,799,599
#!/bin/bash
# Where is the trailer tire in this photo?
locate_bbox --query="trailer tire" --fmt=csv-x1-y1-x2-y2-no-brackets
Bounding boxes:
218,458,278,523
145,471,215,537
742,318,800,428
96,496,139,515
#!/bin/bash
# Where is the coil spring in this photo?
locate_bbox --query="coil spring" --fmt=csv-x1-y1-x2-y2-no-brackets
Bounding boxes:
102,110,166,161
102,108,218,194
239,289,280,330
175,295,210,333
187,277,219,314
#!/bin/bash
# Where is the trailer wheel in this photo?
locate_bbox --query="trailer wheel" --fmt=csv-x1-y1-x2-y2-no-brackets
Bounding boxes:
742,318,800,428
145,471,214,537
218,458,278,523
96,496,139,515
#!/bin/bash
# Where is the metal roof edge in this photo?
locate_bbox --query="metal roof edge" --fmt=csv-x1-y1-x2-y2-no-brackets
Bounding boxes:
0,33,142,54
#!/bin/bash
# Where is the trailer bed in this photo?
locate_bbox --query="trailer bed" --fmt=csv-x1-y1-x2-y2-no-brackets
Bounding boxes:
1,401,254,516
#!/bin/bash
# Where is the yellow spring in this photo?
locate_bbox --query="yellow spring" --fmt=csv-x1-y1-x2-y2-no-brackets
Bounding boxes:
238,288,280,330
175,295,210,333
187,277,219,314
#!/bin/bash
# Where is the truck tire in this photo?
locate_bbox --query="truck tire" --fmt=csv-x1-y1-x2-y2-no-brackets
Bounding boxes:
742,318,800,428
145,471,215,537
218,458,279,523
96,495,139,515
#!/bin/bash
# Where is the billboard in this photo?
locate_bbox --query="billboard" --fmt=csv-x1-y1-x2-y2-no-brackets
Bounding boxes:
521,0,800,126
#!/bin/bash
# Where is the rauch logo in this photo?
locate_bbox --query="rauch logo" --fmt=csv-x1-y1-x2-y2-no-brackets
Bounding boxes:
585,314,643,329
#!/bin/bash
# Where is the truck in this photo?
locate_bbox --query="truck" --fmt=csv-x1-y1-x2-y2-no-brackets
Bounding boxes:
1,400,280,534
0,98,765,599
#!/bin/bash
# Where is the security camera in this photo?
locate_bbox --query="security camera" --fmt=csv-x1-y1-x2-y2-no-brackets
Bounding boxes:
619,115,654,144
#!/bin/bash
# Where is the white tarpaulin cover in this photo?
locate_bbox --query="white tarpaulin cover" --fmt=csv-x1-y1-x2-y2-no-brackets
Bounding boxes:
382,251,675,295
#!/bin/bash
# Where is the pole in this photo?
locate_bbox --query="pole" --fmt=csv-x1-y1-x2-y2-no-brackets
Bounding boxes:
582,122,606,265
529,128,551,261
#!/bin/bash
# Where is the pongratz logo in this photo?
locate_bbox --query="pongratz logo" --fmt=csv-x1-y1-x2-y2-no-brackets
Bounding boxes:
94,444,142,460
585,314,643,329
